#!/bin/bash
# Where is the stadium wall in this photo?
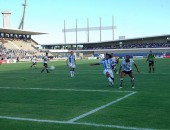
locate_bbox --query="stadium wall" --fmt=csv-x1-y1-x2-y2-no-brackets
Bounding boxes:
48,48,170,59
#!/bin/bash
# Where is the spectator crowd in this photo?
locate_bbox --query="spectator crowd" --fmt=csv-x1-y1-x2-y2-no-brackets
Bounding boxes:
82,42,170,50
0,43,45,61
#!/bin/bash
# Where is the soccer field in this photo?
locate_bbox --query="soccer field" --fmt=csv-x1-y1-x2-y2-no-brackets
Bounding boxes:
0,59,170,130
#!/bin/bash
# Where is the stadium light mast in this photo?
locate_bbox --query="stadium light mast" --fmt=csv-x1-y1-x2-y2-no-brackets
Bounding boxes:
87,18,89,43
112,16,116,40
64,20,66,43
76,19,77,43
18,0,27,30
62,17,116,43
100,17,102,42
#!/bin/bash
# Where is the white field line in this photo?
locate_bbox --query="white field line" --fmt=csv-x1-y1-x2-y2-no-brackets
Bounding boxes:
0,116,156,130
0,87,136,93
68,92,136,123
0,87,150,129
75,122,157,130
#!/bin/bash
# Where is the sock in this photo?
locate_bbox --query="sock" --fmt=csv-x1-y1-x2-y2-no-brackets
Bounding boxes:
108,77,112,82
153,67,155,72
131,78,135,86
149,67,151,72
72,68,75,76
41,69,44,73
111,77,114,82
70,71,73,76
120,78,123,87
114,68,117,73
46,68,49,73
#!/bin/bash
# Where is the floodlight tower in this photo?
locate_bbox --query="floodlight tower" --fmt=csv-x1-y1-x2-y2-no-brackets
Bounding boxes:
18,0,27,30
112,16,115,40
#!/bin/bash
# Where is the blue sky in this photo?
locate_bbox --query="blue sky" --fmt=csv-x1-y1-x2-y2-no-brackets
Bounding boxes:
0,0,170,44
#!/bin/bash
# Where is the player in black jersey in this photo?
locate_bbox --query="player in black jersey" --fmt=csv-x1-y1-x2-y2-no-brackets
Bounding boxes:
146,50,156,73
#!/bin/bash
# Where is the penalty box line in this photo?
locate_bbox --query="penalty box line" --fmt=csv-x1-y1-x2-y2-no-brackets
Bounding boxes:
67,91,136,123
0,115,156,130
0,90,156,130
0,87,137,123
0,87,137,122
0,87,148,129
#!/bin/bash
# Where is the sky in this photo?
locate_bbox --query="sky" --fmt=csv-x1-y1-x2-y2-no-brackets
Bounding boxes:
0,0,170,44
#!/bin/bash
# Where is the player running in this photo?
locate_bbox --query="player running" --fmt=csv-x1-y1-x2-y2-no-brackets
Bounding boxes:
119,55,140,89
91,53,114,86
146,50,156,73
66,51,76,77
30,55,37,69
41,53,50,73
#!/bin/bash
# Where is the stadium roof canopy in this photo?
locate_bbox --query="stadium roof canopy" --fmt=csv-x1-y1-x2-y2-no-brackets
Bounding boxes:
0,28,47,35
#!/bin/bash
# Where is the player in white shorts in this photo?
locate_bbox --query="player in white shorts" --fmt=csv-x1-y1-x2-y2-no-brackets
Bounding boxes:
30,55,37,69
119,55,140,89
111,53,119,74
66,51,76,77
91,53,114,86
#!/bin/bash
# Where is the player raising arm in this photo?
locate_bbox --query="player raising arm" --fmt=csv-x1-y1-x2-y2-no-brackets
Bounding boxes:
119,55,140,89
91,53,114,86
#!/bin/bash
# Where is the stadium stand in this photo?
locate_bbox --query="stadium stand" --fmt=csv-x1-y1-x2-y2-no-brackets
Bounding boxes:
11,40,36,51
82,42,170,50
0,28,48,61
39,34,170,59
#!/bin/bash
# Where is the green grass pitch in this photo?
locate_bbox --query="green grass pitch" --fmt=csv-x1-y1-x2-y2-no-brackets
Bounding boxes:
0,58,170,130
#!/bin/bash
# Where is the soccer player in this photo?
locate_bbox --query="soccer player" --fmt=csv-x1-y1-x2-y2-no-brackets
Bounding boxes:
119,55,140,89
66,51,76,77
30,55,37,69
111,53,119,74
146,50,156,73
91,53,114,86
41,53,49,73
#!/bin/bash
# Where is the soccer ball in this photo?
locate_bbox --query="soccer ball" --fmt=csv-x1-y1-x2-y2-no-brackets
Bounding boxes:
49,66,55,71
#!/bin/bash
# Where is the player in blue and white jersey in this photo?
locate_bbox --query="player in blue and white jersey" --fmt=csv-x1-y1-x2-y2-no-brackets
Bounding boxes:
91,53,114,86
66,51,76,77
41,53,50,73
119,55,140,89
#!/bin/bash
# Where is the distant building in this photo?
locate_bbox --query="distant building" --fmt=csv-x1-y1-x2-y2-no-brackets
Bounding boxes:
1,10,11,29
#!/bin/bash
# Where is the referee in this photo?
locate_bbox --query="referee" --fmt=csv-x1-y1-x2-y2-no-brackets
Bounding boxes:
146,50,156,73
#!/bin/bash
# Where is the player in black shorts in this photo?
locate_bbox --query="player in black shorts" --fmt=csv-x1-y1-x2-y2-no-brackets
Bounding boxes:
119,55,140,89
146,50,156,73
41,53,50,73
